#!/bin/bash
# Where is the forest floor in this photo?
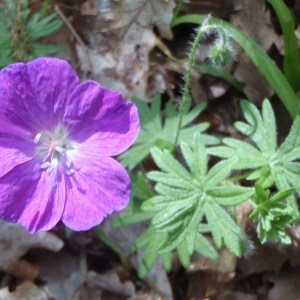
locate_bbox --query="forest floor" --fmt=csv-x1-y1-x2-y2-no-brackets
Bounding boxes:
1,0,300,299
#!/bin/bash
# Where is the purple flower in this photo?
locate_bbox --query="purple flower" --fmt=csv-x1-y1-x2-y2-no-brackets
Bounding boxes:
0,58,140,233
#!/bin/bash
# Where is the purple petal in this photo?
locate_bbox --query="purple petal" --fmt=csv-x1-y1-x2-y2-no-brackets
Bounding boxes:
0,146,33,178
62,156,131,231
0,127,36,177
0,58,79,132
0,160,66,233
63,81,140,156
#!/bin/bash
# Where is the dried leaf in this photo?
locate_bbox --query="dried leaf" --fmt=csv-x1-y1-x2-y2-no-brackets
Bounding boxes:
266,267,300,300
216,291,258,300
231,0,277,103
0,281,53,300
0,222,63,273
33,249,81,300
75,0,175,100
86,270,136,297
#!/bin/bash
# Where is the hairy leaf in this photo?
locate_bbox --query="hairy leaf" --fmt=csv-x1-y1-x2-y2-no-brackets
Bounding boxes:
119,95,219,170
208,99,300,213
134,133,253,271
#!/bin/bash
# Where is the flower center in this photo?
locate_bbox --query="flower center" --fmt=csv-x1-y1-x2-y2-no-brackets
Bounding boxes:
34,126,76,175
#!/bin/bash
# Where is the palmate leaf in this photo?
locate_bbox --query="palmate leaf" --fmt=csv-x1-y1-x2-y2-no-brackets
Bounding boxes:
208,99,300,213
134,133,253,274
119,95,219,170
250,184,295,243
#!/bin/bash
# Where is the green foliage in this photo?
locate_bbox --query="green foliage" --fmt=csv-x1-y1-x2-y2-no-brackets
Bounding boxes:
133,133,254,276
119,94,219,170
208,99,300,215
0,0,63,68
250,184,295,244
115,13,300,277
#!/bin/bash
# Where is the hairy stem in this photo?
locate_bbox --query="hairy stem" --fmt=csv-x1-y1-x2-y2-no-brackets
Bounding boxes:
174,20,232,145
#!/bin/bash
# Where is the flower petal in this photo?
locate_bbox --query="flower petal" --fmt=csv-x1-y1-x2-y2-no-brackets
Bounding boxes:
62,156,131,231
0,160,66,233
63,81,140,156
0,58,79,132
0,145,33,178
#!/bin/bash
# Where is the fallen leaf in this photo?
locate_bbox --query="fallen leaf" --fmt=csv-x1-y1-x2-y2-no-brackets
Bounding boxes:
32,249,81,300
216,291,257,300
232,0,277,51
0,281,53,300
231,0,277,103
86,270,136,297
266,267,300,300
74,0,175,100
0,222,63,279
102,221,173,300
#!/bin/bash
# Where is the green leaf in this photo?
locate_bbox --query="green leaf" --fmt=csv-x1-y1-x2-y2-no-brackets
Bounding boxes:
177,239,191,267
209,185,253,206
208,99,300,214
0,1,63,66
205,157,237,187
162,252,172,272
26,14,62,40
31,43,64,57
119,95,219,170
135,133,253,274
204,202,245,256
194,233,218,260
250,185,295,243
139,234,164,278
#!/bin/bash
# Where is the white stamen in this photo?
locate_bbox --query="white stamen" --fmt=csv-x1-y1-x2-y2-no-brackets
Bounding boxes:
41,161,51,169
34,132,42,144
65,169,75,176
66,158,72,168
40,159,58,174
55,146,65,154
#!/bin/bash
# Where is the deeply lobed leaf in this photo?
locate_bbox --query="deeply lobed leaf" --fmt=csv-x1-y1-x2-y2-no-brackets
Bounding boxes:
134,133,253,271
119,95,219,170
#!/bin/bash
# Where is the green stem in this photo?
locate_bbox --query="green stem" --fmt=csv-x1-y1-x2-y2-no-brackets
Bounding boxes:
172,14,299,119
94,227,130,268
174,21,229,145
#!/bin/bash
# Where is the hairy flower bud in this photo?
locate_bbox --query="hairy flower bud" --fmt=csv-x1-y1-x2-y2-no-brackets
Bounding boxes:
209,38,235,68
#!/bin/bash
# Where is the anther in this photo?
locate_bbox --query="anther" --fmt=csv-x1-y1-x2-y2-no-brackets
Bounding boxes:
34,132,42,144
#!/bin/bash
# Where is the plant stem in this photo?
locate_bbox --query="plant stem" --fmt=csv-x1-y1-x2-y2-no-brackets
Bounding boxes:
174,20,231,146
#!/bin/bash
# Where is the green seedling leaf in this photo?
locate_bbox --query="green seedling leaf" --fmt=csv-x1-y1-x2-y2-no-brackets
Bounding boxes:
134,133,253,274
